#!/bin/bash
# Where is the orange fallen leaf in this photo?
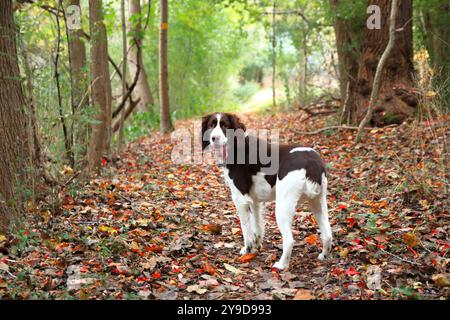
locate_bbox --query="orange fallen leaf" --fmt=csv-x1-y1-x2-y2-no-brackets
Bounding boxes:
305,234,318,245
200,224,222,235
402,233,419,248
202,260,216,275
237,253,257,263
294,289,314,300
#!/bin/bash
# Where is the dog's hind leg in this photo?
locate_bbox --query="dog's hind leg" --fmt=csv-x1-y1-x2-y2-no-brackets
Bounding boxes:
309,174,332,260
273,172,304,270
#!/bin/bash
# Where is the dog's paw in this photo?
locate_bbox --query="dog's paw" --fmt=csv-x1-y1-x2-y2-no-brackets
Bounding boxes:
239,246,250,255
272,261,288,270
318,253,326,261
254,235,263,250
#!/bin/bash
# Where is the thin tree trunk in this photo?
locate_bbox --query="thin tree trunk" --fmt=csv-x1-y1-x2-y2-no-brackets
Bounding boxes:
0,1,31,231
118,0,127,151
55,0,74,167
128,0,154,112
18,33,41,168
348,0,416,126
88,0,113,173
65,0,89,162
329,0,363,124
272,0,277,108
301,30,308,101
159,0,173,133
355,0,398,143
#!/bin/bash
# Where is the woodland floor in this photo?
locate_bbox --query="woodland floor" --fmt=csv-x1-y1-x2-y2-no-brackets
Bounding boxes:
0,111,448,300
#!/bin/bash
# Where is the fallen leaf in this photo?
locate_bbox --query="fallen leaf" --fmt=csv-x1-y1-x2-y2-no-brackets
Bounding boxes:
224,263,243,274
201,224,222,235
402,233,419,248
187,285,207,294
98,225,118,235
0,262,9,271
345,268,360,276
237,253,257,263
339,248,349,258
426,90,436,98
202,260,215,275
305,234,318,245
231,228,241,235
141,257,157,270
293,289,314,300
432,274,450,287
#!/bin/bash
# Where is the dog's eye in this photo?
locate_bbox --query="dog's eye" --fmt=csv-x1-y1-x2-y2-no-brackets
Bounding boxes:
220,121,226,127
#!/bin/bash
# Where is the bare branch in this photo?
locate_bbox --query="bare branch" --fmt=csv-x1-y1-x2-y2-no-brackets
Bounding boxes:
355,0,399,143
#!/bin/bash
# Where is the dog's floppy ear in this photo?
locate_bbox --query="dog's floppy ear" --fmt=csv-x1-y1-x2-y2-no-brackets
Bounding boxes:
201,114,212,150
228,113,246,132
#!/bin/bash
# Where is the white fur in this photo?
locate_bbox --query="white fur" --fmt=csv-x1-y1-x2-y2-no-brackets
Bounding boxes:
224,167,332,270
250,172,276,202
210,114,228,147
290,147,317,154
224,168,255,255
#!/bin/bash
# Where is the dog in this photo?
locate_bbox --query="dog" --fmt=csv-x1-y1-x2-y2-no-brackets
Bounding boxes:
201,112,332,270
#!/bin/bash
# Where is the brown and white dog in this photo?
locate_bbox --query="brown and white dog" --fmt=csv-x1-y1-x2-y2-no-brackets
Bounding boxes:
201,113,333,270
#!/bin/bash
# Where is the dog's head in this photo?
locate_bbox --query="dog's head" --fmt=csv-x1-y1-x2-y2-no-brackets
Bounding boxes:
201,113,246,151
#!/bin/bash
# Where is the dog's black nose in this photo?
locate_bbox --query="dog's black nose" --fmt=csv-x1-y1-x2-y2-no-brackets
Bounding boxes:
212,136,217,142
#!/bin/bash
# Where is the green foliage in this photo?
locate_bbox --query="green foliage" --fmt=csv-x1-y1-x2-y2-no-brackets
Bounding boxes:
233,81,260,103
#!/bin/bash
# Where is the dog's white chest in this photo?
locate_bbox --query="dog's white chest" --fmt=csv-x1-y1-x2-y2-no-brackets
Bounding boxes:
251,172,275,202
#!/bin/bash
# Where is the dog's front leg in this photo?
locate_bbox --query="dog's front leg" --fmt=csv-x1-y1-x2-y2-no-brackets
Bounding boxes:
235,202,254,255
250,201,264,251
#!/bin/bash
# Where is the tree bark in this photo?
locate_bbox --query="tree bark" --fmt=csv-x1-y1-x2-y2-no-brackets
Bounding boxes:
66,0,88,112
128,0,154,112
329,0,363,124
0,1,31,231
118,0,127,151
349,0,416,126
355,0,399,143
272,0,277,108
66,0,89,161
18,32,41,168
88,0,112,173
159,0,173,133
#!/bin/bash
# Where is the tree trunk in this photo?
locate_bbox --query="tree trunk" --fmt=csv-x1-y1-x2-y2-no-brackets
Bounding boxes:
356,0,399,143
349,0,416,126
272,0,277,108
18,32,41,168
66,0,89,161
0,1,30,231
329,0,363,124
159,0,173,133
88,0,112,173
128,0,154,112
118,0,127,151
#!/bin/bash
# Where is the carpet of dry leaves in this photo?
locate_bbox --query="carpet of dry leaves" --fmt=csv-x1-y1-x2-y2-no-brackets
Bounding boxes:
0,111,448,300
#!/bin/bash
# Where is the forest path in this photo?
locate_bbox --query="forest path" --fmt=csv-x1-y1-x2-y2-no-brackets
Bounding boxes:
1,111,448,300
237,87,286,115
